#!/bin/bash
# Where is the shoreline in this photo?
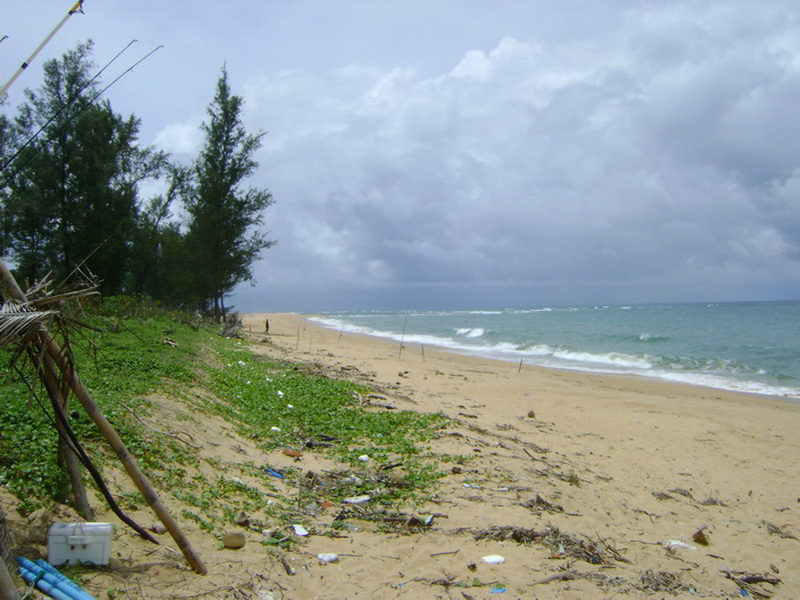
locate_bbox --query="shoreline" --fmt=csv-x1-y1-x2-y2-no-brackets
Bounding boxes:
305,311,800,403
279,311,800,407
237,312,800,597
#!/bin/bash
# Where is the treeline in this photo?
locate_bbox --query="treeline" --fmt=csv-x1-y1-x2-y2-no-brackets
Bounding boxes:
0,41,275,319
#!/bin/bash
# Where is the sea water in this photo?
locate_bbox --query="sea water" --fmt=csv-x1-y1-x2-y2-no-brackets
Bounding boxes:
312,301,800,401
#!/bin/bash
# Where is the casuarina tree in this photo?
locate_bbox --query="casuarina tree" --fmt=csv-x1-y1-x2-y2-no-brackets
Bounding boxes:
1,41,166,294
181,66,275,319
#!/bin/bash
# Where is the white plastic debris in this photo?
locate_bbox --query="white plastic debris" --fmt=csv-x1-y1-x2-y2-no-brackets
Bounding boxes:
481,554,505,564
317,553,340,565
270,426,281,432
343,494,371,504
291,524,309,536
357,454,370,462
286,404,294,409
666,540,697,550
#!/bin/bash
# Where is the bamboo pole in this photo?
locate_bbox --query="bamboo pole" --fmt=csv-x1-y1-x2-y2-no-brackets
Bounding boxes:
0,260,207,575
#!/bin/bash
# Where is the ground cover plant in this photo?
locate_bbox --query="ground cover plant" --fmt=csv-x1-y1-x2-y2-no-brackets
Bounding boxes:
0,297,452,535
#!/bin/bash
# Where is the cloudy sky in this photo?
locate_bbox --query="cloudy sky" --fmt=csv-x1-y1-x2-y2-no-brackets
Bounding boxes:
4,1,800,311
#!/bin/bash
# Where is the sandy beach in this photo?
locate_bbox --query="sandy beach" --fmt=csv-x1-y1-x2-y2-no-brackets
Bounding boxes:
232,313,800,598
6,311,800,599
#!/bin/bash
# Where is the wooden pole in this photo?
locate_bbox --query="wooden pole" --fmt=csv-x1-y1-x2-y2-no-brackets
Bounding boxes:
0,260,207,575
0,503,21,600
32,347,95,520
0,560,21,600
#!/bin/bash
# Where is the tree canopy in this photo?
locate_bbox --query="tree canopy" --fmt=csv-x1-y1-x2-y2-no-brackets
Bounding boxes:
180,67,275,319
0,44,275,315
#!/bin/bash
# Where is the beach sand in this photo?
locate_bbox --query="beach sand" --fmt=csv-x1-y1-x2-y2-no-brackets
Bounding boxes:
6,312,800,598
234,313,800,598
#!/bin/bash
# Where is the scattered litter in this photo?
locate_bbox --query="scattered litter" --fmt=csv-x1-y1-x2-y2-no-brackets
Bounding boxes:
286,404,294,409
282,449,303,458
666,540,696,550
291,524,308,536
474,525,628,565
357,454,370,462
723,569,782,598
317,553,340,565
343,494,371,504
490,584,507,593
481,554,505,564
692,525,710,546
270,426,282,432
265,468,284,479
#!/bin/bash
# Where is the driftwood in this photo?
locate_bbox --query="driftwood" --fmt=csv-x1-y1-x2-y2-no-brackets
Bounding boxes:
0,259,207,575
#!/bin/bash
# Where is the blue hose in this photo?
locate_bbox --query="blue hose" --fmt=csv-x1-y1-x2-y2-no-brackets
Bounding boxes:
35,559,96,600
16,558,96,600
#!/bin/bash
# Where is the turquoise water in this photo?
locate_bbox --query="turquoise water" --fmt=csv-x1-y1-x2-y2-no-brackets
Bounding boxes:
313,301,800,400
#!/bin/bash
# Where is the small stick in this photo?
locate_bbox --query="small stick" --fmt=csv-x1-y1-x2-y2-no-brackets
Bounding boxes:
531,570,577,585
279,556,296,576
430,549,460,557
518,358,523,373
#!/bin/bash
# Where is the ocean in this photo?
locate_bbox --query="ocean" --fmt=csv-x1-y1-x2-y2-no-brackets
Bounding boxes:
312,301,800,401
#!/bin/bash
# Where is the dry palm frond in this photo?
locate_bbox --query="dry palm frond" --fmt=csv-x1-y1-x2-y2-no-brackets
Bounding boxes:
0,300,55,349
25,270,100,311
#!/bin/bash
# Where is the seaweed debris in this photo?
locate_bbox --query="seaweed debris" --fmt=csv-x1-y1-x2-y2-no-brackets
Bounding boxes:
473,525,628,565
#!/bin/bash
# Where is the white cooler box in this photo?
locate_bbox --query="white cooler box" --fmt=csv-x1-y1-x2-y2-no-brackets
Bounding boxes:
48,522,113,566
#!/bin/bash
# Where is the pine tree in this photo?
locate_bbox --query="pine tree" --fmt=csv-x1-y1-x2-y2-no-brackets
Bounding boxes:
182,66,275,319
2,41,166,294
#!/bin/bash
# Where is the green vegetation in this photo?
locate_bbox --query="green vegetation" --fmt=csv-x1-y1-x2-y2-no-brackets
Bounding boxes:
0,299,452,532
1,43,274,318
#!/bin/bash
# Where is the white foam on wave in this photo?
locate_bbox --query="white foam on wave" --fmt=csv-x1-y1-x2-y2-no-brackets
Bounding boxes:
311,316,800,401
455,327,485,338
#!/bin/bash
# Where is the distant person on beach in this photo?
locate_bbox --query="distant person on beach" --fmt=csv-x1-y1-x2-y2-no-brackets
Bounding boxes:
264,318,270,334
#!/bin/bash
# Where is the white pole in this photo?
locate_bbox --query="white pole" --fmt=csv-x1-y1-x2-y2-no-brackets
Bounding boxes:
0,1,85,98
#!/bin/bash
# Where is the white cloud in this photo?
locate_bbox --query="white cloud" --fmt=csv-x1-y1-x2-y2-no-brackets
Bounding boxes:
230,2,800,310
153,122,202,156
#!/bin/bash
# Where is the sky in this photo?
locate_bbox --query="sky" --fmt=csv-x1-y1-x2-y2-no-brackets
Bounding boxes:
3,1,800,312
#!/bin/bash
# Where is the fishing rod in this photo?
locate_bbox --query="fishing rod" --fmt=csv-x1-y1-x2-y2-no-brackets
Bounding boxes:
0,1,86,98
0,39,138,176
0,44,163,187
